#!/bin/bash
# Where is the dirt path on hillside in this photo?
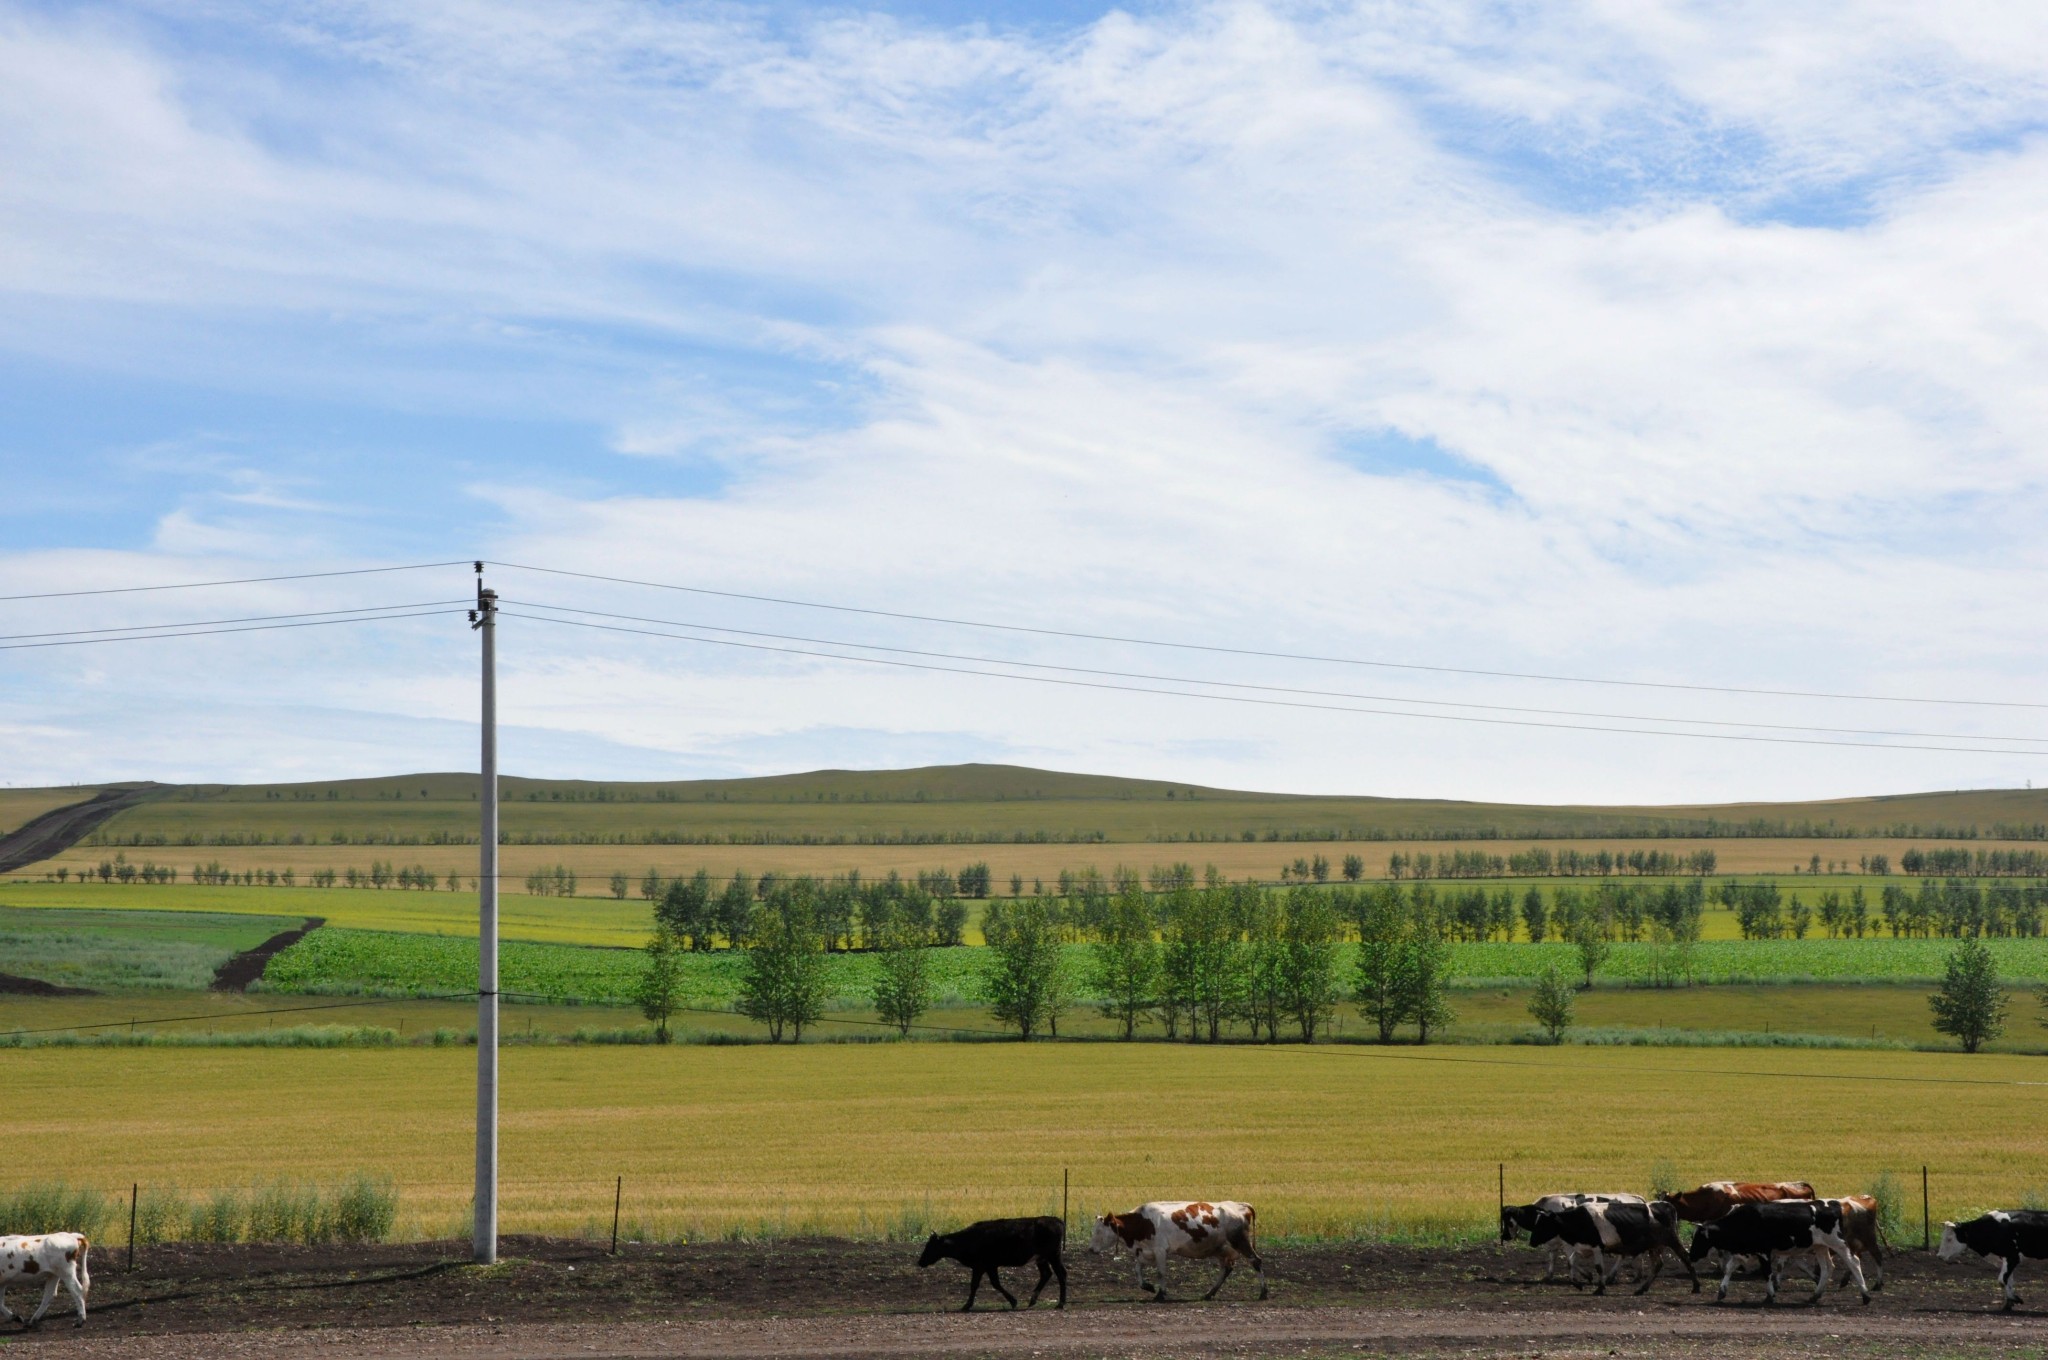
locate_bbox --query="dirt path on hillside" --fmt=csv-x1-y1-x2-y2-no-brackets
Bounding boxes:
210,918,325,991
0,787,157,875
9,1237,2043,1359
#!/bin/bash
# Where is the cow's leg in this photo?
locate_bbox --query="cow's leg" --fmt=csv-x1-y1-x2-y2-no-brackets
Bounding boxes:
1050,1254,1068,1310
1807,1246,1832,1304
1829,1234,1869,1304
1864,1240,1885,1291
961,1267,983,1312
2001,1254,2022,1310
1764,1252,1781,1306
1634,1248,1667,1296
1149,1243,1172,1302
1240,1232,1268,1301
58,1266,86,1328
26,1276,59,1328
1716,1252,1738,1302
0,1283,14,1326
1591,1247,1608,1296
1201,1255,1234,1301
989,1267,1018,1310
1026,1259,1052,1308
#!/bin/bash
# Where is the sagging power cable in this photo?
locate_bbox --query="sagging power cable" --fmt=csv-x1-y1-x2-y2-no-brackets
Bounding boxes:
488,560,2048,711
506,599,2048,750
499,610,2038,755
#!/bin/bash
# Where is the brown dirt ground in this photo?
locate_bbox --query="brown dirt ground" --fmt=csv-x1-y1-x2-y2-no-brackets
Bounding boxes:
6,1238,2046,1359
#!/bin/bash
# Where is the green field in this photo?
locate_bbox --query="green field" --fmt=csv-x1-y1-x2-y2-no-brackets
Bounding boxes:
0,906,302,991
7,1043,2040,1241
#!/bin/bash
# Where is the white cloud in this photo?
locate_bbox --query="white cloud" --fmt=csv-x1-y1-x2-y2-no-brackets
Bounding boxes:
0,0,2044,799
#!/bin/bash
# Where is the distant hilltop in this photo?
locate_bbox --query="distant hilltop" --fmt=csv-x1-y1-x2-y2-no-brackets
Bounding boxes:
17,764,2048,844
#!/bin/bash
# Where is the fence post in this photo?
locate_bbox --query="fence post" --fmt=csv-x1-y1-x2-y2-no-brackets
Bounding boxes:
1922,1165,1930,1252
1063,1168,1069,1230
1497,1163,1504,1227
128,1183,138,1272
611,1176,623,1255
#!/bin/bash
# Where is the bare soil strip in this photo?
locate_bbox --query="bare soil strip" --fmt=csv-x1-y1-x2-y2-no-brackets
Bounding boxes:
209,917,325,991
8,1238,2043,1359
0,972,96,996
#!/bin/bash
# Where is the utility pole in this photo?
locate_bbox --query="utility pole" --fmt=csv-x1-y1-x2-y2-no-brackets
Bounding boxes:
471,563,499,1265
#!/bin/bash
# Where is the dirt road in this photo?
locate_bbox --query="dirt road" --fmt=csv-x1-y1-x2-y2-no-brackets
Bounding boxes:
6,1237,2041,1358
0,787,156,875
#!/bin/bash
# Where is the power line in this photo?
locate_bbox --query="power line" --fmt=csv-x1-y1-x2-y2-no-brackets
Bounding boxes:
0,560,473,603
0,600,471,643
489,560,2048,712
508,599,2048,751
0,607,467,652
500,610,2039,756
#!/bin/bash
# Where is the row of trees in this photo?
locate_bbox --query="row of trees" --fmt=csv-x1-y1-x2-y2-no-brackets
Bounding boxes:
1722,880,2048,940
636,881,1678,1047
1388,847,1720,879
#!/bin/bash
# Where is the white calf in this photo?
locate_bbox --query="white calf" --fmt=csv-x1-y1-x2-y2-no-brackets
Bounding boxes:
0,1233,91,1328
1090,1201,1267,1301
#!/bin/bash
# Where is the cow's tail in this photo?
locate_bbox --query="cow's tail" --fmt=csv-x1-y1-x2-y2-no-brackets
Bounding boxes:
76,1236,90,1293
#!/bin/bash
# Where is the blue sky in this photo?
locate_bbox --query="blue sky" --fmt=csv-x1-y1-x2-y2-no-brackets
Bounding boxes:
2,0,2046,800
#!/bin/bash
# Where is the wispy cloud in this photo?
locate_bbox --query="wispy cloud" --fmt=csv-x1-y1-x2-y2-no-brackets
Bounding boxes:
0,0,2044,798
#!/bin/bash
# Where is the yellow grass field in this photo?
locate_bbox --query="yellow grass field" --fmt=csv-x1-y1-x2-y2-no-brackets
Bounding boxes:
8,1044,2040,1241
31,835,1999,895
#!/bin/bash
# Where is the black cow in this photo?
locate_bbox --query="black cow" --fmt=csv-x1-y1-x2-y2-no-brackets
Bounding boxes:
1688,1201,1869,1305
1937,1211,2048,1311
917,1217,1067,1311
1528,1202,1697,1295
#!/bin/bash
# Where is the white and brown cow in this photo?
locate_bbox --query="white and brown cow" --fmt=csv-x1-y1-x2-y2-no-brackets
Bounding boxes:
1090,1201,1267,1302
0,1233,91,1329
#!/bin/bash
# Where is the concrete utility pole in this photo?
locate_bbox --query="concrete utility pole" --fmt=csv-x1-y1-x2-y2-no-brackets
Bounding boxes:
471,563,499,1265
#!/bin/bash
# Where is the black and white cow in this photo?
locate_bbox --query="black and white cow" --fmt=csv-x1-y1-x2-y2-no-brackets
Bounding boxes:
1688,1201,1870,1305
0,1234,90,1329
1937,1211,2048,1311
1527,1202,1697,1296
1501,1194,1647,1283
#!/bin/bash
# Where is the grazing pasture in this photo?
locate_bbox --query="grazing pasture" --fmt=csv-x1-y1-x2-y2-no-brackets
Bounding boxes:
4,1043,2037,1242
0,907,302,992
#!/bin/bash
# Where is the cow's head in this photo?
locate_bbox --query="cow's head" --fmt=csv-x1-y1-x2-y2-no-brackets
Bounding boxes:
1687,1222,1721,1264
916,1233,947,1269
1526,1212,1562,1249
1499,1205,1537,1242
1088,1215,1123,1256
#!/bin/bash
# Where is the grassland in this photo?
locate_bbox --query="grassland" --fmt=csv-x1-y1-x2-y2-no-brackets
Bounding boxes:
0,906,302,991
7,1043,2041,1241
0,785,117,836
38,767,2048,876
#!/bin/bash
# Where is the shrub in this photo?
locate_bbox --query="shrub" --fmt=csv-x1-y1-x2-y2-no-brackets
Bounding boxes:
0,1183,113,1239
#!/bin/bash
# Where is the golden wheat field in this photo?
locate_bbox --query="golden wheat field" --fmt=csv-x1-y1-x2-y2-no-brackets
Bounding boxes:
10,1043,2040,1242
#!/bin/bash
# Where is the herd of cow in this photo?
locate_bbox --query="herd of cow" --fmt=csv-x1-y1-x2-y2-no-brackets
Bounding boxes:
4,1187,2047,1330
914,1183,2048,1316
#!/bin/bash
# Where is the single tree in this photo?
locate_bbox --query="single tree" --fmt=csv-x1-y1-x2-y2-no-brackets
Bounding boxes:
1341,853,1364,882
981,897,1065,1039
1089,886,1161,1039
736,896,831,1042
1520,887,1547,943
870,917,934,1036
609,870,630,900
1527,964,1575,1044
634,926,684,1044
1569,914,1611,989
1279,889,1342,1042
1930,937,2007,1053
1404,927,1456,1044
1354,885,1410,1043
